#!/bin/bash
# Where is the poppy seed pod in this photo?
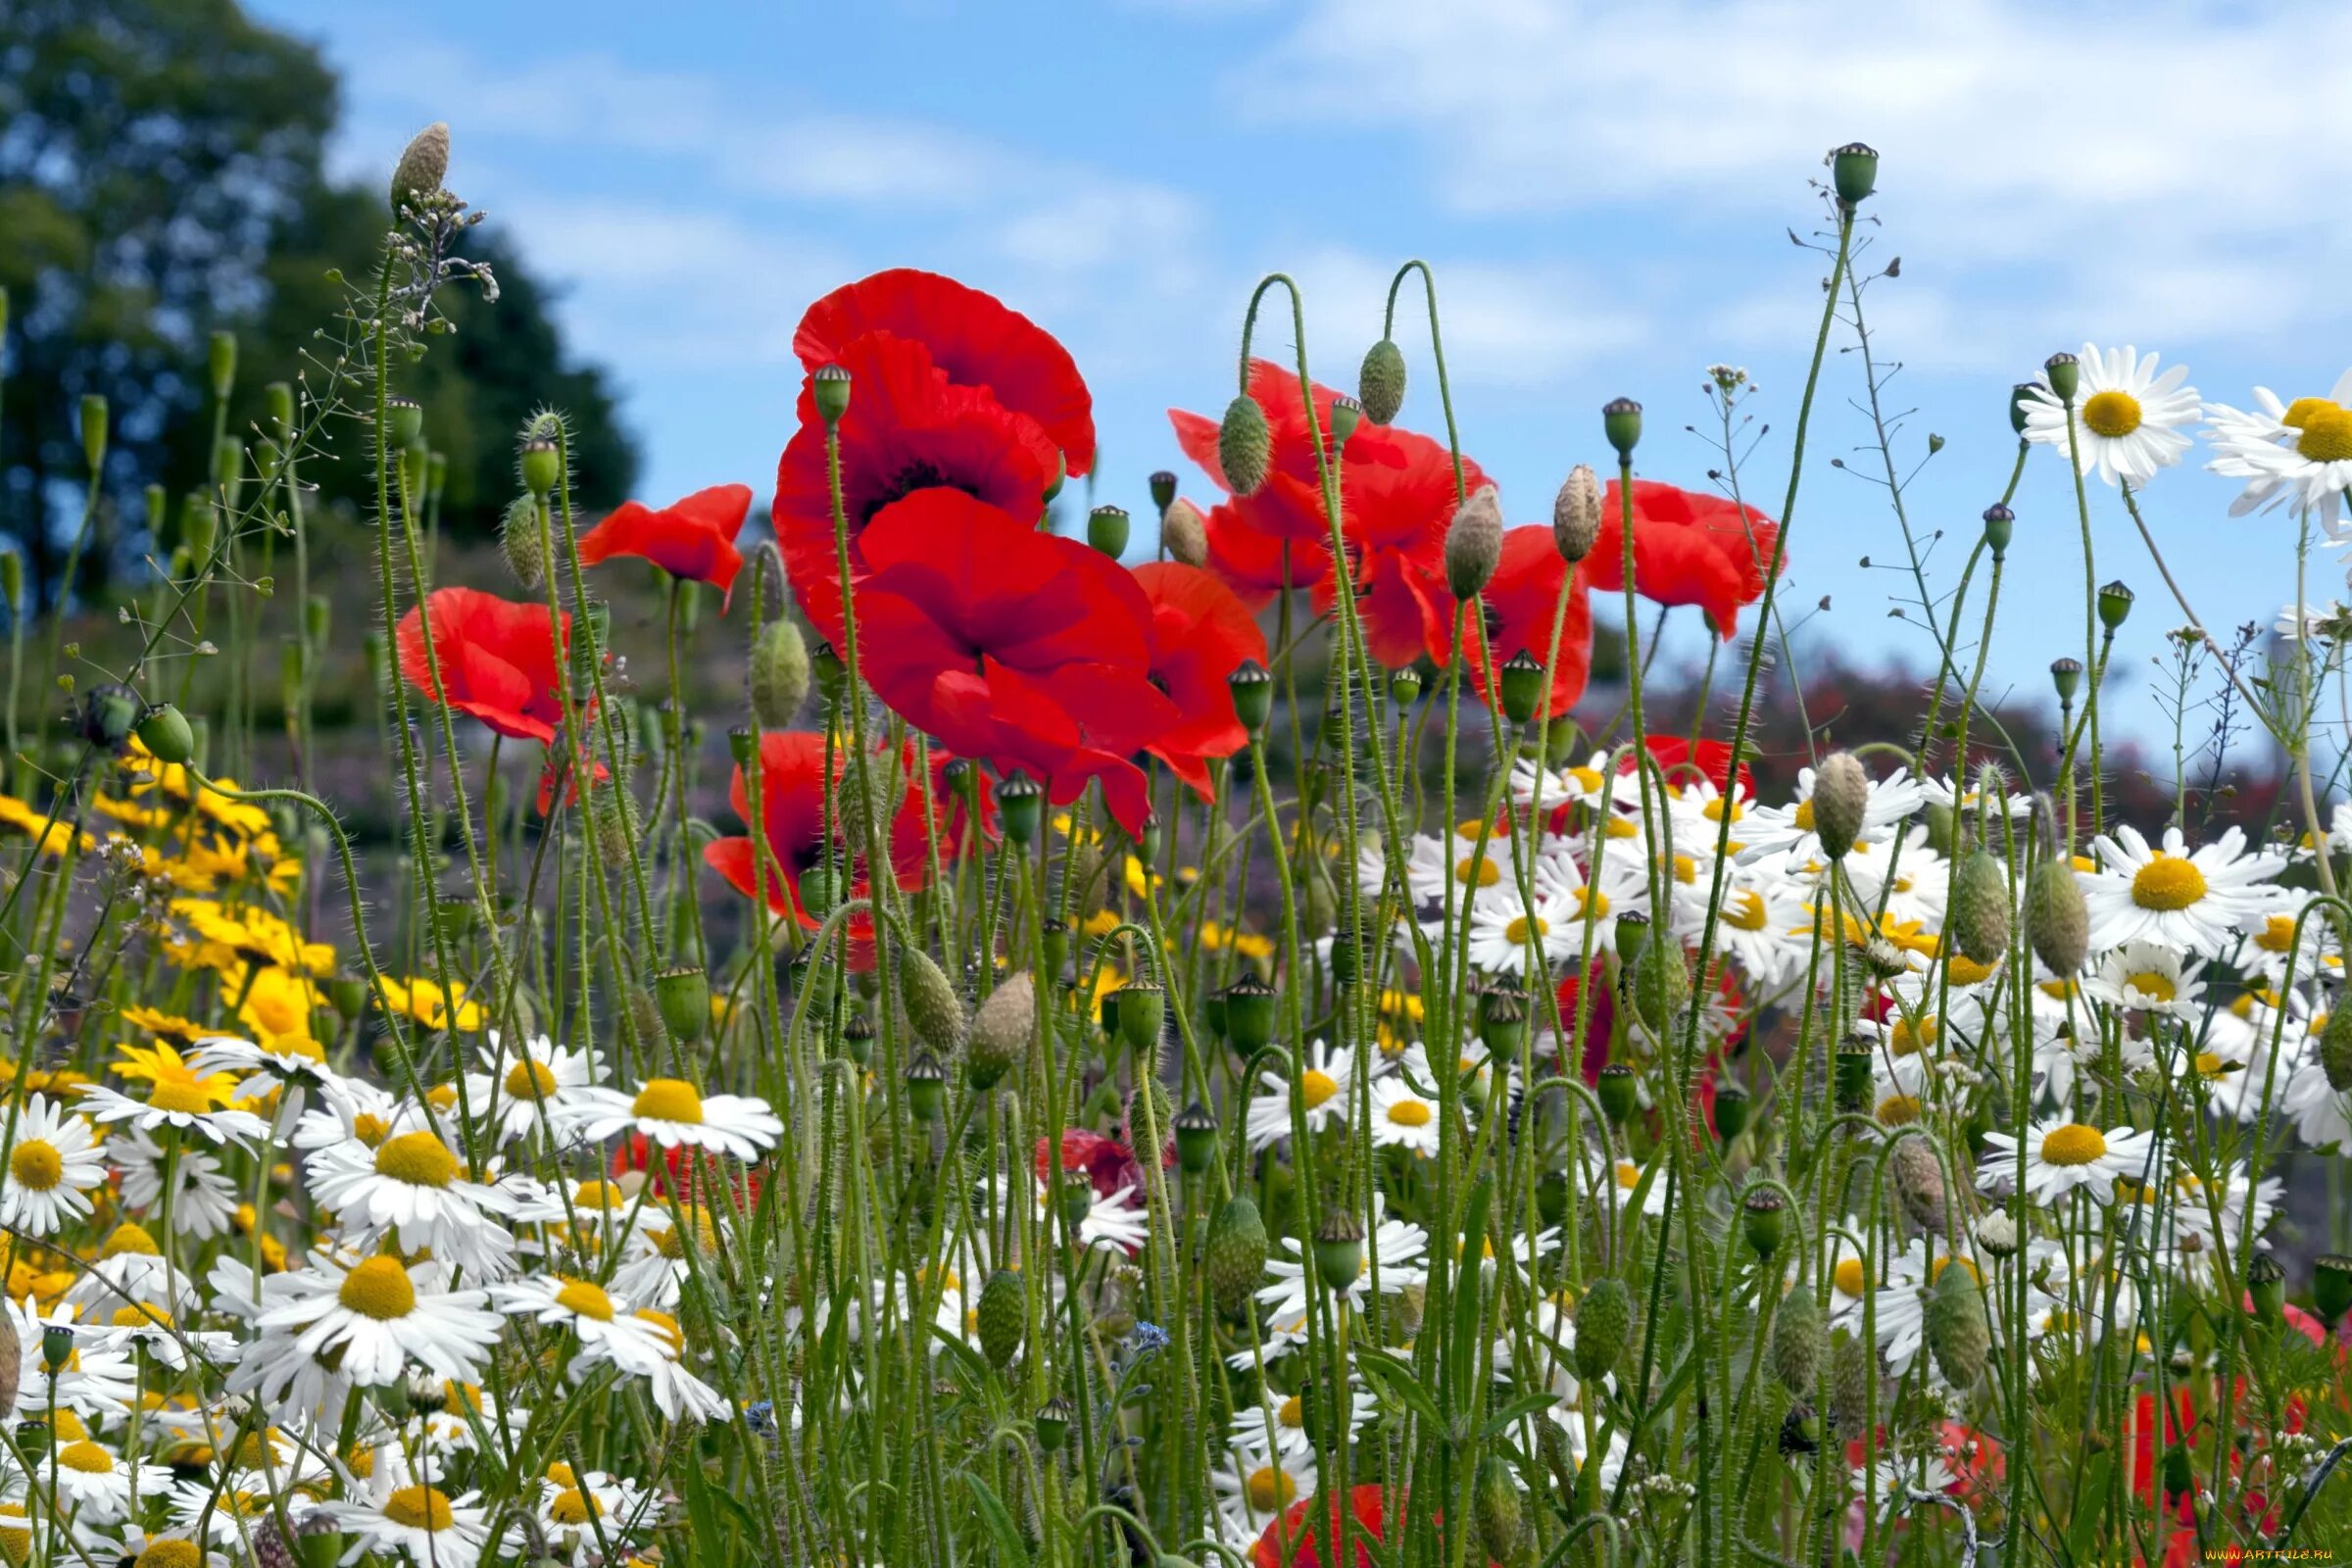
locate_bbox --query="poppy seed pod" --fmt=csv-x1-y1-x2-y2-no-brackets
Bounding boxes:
1497,649,1545,725
2248,1251,2286,1324
1602,398,1643,459
653,966,711,1045
1834,1039,1876,1113
500,495,546,590
1740,1186,1786,1256
2049,657,2082,705
384,397,424,452
1160,497,1208,567
1035,1395,1073,1454
1713,1077,1751,1143
905,1050,949,1122
1358,337,1406,425
390,122,449,212
1438,482,1503,598
1150,469,1178,514
1808,752,1869,860
79,394,107,473
1173,1100,1219,1174
1220,393,1272,496
750,619,810,730
1553,464,1602,564
1595,1061,1638,1122
811,363,852,426
2008,384,2036,437
1829,141,1879,207
2097,579,2135,631
1088,505,1130,559
2315,1254,2352,1323
1223,974,1277,1053
1116,979,1165,1056
996,770,1043,846
1328,394,1362,451
1981,505,2014,560
518,438,562,499
1389,666,1422,706
2043,352,2081,404
1312,1209,1366,1293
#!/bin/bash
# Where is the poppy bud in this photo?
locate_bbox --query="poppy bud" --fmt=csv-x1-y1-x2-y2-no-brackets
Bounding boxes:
1834,1038,1875,1113
812,363,852,426
1573,1277,1633,1379
266,380,296,438
385,397,424,451
1552,464,1602,564
964,971,1031,1091
2097,579,2134,631
901,947,967,1054
390,122,450,211
1595,1061,1638,1122
1497,649,1545,725
1948,846,2011,965
1222,974,1277,1054
79,394,107,473
2025,857,2088,977
1160,497,1207,566
1473,1454,1525,1566
79,683,143,754
1204,1195,1269,1314
1174,1100,1219,1174
1891,1137,1947,1233
1327,394,1362,452
518,438,562,498
1036,1396,1073,1453
135,703,194,766
1359,338,1406,424
995,770,1043,846
1828,141,1879,208
2322,1001,2352,1093
1829,1332,1872,1441
750,620,810,729
1389,666,1422,706
1624,931,1689,1034
1117,979,1165,1057
2043,352,2081,405
1808,752,1868,860
2316,1254,2352,1323
1224,661,1273,736
1312,1208,1365,1292
1714,1077,1751,1143
1740,1186,1785,1256
906,1050,949,1122
209,329,238,401
1088,505,1130,559
2049,657,2082,705
1601,397,1642,459
976,1268,1024,1368
2248,1251,2286,1324
1926,1258,1988,1388
1150,470,1178,514
810,640,846,700
1220,394,1272,496
1478,988,1527,1056
1771,1290,1821,1395
1445,484,1504,600
654,966,710,1045
500,495,546,590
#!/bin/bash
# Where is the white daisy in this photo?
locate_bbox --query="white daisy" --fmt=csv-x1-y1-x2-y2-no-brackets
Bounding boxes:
1245,1039,1353,1150
303,1130,517,1278
1367,1073,1442,1156
323,1485,494,1568
2083,941,2207,1020
2022,344,2198,487
1976,1117,2157,1207
2078,824,2287,958
0,1096,107,1236
1255,1193,1427,1318
462,1032,604,1145
109,1130,239,1240
494,1273,677,1379
248,1255,501,1396
563,1077,781,1161
2205,369,2352,532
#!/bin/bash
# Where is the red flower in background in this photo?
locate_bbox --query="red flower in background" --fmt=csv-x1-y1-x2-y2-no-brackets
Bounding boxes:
850,489,1175,834
1170,360,1356,547
577,483,755,599
1465,525,1593,719
795,268,1097,479
701,729,956,927
1585,479,1781,640
772,331,1053,643
1199,498,1328,612
1627,736,1756,800
396,587,570,744
1132,563,1268,800
1252,1485,1494,1568
1035,1129,1144,1198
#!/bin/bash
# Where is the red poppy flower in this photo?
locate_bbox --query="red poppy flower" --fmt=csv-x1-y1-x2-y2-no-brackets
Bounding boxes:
1034,1129,1143,1199
1624,736,1756,800
1464,525,1593,719
852,489,1175,834
1321,420,1487,669
772,331,1053,644
1199,498,1329,612
576,483,755,599
795,268,1097,479
1131,562,1268,800
1585,479,1781,640
701,729,953,926
1554,971,1614,1086
1171,359,1356,547
396,587,569,744
1252,1486,1494,1568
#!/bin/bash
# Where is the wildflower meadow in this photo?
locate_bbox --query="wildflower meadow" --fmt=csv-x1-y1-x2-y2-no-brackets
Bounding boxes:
4,107,2352,1568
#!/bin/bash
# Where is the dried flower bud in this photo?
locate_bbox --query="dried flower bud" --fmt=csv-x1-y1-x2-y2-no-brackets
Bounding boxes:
1809,752,1868,860
1890,1138,1947,1234
1552,464,1602,564
1445,484,1504,599
390,122,451,212
1160,497,1208,566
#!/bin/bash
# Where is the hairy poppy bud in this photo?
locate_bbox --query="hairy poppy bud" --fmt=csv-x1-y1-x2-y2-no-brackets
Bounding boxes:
2025,858,2088,977
1926,1259,1988,1387
1220,394,1272,496
1829,1331,1872,1441
976,1268,1024,1369
1150,470,1178,514
1160,497,1207,566
79,395,107,473
1205,1195,1268,1314
750,619,810,729
1359,338,1406,424
1624,931,1690,1033
2043,352,2081,405
1446,484,1504,599
1891,1138,1947,1234
654,966,710,1045
1829,141,1879,208
1573,1277,1633,1380
1553,464,1602,564
900,948,966,1055
2098,579,2134,631
390,122,450,211
811,363,852,426
1088,505,1130,559
135,703,194,766
2323,999,2352,1092
1809,752,1868,860
500,495,546,590
1771,1289,1821,1396
1949,844,2010,965
966,971,1032,1091
1473,1455,1525,1566
1602,397,1642,459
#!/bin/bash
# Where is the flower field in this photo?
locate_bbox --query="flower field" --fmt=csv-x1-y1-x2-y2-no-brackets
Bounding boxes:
4,123,2352,1568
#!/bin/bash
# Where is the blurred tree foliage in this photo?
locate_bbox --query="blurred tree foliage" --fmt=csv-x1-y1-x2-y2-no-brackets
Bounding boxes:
0,0,636,610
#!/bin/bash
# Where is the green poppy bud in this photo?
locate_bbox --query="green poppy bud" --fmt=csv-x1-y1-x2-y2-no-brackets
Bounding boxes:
1949,847,2011,966
1358,338,1406,425
1204,1195,1269,1314
518,438,562,498
901,947,966,1055
1219,394,1272,497
750,619,810,729
976,1268,1025,1369
135,703,194,766
327,976,370,1021
2026,857,2088,977
266,380,296,437
1926,1259,1989,1388
1891,1137,1947,1234
1601,397,1642,459
1771,1290,1821,1396
500,495,546,590
1572,1277,1633,1380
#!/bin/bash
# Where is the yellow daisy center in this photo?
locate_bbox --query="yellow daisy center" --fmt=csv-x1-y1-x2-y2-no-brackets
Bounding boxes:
9,1141,63,1192
1246,1465,1297,1512
339,1256,417,1320
2299,407,2352,464
1877,1095,1922,1126
1946,954,1995,986
2081,390,2142,439
1386,1099,1432,1128
636,1308,685,1354
1614,1160,1642,1191
103,1222,160,1257
1834,1257,1869,1298
2255,914,2297,954
1703,797,1743,823
383,1485,457,1533
134,1542,203,1568
2124,970,2177,1003
1453,855,1501,888
1603,815,1639,840
1671,854,1697,885
2130,855,2206,911
1503,913,1548,946
145,1065,220,1116
1568,766,1605,793
1724,891,1769,931
555,1278,616,1322
551,1488,602,1525
373,1130,460,1189
353,1111,391,1146
2039,1123,2109,1167
631,1078,705,1124
1299,1069,1340,1109
1574,888,1609,919
57,1441,113,1475
1793,800,1815,831
2282,396,2340,428
1276,1394,1305,1428
505,1060,558,1098
2193,1052,2228,1077
109,1302,170,1329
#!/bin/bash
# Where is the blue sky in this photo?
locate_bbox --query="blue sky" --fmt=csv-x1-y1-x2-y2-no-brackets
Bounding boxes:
249,0,2352,749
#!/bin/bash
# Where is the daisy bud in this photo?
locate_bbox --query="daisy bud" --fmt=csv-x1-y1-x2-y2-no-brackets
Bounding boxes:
811,363,852,426
653,966,710,1046
1829,141,1879,208
1596,1063,1638,1122
1204,1195,1270,1314
1446,483,1505,600
1312,1208,1366,1293
1890,1138,1947,1234
1804,753,1865,862
1948,845,2011,966
1572,1276,1633,1380
1116,978,1165,1056
1925,1258,1989,1389
2097,579,2135,631
2042,352,2081,405
905,1050,949,1122
976,1268,1025,1369
2248,1252,2286,1325
1088,504,1130,559
518,438,562,499
1160,497,1208,566
498,494,547,590
1228,659,1273,733
1219,393,1273,496
1601,397,1642,459
2314,1254,2352,1323
384,397,424,451
1473,1454,1526,1566
1770,1288,1821,1395
2049,657,2082,705
1150,470,1178,514
750,619,810,729
1359,338,1406,425
1828,1331,1872,1442
965,971,1031,1092
1553,464,1603,564
390,122,450,211
1834,1038,1875,1113
1740,1186,1785,1256
1222,973,1277,1053
1974,1211,2018,1258
1036,1396,1073,1454
78,394,107,473
1174,1100,1219,1174
2025,857,2088,977
1390,666,1422,706
995,769,1043,846
1497,649,1545,725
